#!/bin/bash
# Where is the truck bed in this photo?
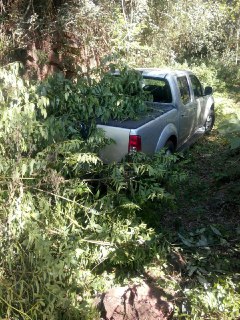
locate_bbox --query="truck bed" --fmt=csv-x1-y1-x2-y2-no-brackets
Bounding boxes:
97,103,177,163
96,103,175,129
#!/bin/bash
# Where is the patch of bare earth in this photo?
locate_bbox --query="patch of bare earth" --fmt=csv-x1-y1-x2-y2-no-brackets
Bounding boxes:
97,282,174,320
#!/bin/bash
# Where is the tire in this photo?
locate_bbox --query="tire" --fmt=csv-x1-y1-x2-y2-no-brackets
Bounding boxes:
164,140,175,155
205,108,215,134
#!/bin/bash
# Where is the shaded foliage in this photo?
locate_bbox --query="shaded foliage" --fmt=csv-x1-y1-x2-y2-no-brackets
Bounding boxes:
0,1,240,319
0,63,181,319
1,0,240,75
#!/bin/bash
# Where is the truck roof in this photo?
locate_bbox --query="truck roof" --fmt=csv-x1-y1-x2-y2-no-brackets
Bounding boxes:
136,68,193,78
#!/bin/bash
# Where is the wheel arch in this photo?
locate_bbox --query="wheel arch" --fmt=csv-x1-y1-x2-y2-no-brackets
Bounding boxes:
204,96,215,121
155,123,178,152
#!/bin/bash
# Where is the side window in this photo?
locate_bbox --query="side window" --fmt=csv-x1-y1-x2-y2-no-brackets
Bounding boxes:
190,75,203,98
177,76,191,105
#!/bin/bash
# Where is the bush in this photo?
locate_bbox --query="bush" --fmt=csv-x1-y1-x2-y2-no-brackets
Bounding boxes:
0,63,179,319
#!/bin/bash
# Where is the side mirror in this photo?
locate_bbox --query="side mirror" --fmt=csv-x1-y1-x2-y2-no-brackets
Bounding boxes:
204,86,213,95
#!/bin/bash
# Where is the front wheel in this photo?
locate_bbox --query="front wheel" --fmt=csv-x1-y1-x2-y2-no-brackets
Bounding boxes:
205,109,215,134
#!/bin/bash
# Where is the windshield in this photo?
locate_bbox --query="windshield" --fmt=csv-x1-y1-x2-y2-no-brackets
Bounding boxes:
142,77,172,103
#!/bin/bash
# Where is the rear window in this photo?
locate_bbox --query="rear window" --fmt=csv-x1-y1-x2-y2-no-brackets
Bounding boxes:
142,78,172,103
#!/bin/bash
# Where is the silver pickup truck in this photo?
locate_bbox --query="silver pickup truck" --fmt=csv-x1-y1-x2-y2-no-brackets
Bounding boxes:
98,68,214,163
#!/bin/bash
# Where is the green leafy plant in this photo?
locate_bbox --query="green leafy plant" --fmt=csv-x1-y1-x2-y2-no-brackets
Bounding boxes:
0,62,178,319
219,115,240,150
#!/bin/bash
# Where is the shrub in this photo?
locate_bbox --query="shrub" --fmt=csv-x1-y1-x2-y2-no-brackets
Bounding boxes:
0,63,178,319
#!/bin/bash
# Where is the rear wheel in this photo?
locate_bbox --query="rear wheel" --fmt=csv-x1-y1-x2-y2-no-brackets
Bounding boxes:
164,140,175,155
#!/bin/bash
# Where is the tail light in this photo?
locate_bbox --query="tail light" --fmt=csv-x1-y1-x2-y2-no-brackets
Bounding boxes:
128,135,142,153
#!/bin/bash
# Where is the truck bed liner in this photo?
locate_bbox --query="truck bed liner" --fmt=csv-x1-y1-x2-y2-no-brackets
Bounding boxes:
96,103,175,129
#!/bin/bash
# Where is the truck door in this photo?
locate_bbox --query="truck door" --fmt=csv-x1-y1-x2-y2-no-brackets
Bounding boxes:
177,76,197,144
189,74,205,129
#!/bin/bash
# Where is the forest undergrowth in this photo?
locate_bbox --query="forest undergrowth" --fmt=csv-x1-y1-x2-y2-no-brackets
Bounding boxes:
127,86,240,319
1,0,240,318
161,107,240,318
0,64,239,320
